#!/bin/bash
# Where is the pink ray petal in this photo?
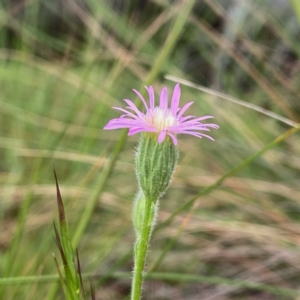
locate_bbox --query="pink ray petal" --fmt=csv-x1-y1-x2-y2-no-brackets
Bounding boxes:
177,101,194,119
172,126,210,132
180,115,214,123
158,130,167,143
123,99,145,119
106,117,140,124
167,132,178,145
182,131,215,141
171,83,181,115
128,128,146,135
176,121,207,128
104,119,143,128
133,89,148,110
186,115,214,122
179,115,195,122
204,124,219,129
129,127,157,135
112,107,140,120
159,87,168,110
104,123,131,130
145,86,155,111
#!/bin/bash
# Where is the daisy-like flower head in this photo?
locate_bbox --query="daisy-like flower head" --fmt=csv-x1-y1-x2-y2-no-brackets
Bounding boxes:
103,83,219,145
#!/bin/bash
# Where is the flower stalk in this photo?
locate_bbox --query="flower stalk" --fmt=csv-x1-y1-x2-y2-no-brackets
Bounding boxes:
103,83,218,299
131,133,178,300
131,191,157,300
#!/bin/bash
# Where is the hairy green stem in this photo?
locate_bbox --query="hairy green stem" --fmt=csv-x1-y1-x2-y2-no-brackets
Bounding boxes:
131,198,156,300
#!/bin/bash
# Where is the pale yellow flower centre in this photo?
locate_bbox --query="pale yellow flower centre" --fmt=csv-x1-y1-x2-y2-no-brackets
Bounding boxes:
146,107,177,130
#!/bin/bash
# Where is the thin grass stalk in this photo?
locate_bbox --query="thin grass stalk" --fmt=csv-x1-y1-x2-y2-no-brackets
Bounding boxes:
165,75,298,128
290,0,300,24
143,0,196,85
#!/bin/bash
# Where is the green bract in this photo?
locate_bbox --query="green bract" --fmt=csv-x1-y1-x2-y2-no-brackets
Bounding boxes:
135,133,179,202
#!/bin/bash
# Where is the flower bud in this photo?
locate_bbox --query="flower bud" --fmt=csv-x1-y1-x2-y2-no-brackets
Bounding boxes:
135,133,179,201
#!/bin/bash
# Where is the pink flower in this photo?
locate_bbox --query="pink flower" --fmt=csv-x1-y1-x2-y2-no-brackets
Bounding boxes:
103,83,219,145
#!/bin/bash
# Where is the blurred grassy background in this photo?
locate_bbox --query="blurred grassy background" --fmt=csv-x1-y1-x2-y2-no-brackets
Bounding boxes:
0,0,300,299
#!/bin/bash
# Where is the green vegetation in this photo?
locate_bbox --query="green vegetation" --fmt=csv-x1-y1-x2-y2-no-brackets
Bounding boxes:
0,0,300,299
